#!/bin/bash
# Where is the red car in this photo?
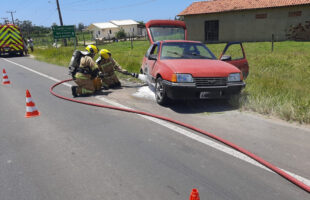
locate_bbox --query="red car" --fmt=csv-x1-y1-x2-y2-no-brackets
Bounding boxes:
141,20,249,105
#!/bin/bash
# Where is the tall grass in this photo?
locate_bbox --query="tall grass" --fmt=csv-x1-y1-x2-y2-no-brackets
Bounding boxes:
208,41,310,124
32,41,310,124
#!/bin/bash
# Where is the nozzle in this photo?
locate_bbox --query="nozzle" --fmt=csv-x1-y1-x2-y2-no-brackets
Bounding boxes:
131,73,139,78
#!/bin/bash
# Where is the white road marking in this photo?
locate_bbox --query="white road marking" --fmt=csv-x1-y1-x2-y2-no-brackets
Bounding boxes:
2,58,72,87
3,58,310,187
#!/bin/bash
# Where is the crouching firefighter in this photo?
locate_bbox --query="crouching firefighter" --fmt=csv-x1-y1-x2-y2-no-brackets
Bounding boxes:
69,45,101,97
96,49,131,89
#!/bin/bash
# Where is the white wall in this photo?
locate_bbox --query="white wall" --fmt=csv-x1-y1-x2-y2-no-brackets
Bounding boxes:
90,27,119,39
119,24,138,36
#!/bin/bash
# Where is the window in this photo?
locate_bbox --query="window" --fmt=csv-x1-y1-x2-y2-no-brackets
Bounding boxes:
149,27,185,42
223,44,244,60
205,20,219,41
256,14,267,19
109,29,112,34
289,11,302,17
98,30,100,35
160,42,216,60
150,44,158,56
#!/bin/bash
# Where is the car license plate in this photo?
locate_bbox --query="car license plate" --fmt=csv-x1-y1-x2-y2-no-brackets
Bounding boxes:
200,91,210,99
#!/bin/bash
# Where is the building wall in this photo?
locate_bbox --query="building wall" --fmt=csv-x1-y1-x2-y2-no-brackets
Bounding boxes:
90,25,139,39
100,28,119,39
118,24,139,36
90,27,119,39
184,5,310,42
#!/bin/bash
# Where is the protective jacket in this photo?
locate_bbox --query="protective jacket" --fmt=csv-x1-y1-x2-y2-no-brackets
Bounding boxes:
73,55,100,96
97,57,128,87
75,56,99,80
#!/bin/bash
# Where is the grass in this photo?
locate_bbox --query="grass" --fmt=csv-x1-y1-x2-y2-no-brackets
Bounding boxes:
208,41,310,124
32,40,310,124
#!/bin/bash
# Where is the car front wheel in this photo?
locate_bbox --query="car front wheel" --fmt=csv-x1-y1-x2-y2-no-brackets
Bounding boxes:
155,77,169,105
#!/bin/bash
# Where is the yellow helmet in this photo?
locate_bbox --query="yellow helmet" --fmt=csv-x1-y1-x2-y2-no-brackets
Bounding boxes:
100,49,111,59
85,45,99,55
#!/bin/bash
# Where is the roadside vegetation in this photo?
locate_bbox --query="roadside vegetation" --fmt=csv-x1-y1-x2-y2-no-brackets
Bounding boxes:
32,41,310,124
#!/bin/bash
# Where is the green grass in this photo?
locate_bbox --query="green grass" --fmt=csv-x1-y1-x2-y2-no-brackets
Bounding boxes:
32,41,310,124
208,41,310,124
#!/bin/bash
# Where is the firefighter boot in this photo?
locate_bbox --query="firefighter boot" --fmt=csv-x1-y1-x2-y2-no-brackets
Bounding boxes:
71,86,78,97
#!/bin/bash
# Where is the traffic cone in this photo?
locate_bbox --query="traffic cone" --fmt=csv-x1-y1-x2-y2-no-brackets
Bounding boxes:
25,89,40,118
189,188,200,200
2,69,10,85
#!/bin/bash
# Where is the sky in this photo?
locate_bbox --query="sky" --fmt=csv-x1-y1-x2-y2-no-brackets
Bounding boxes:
1,0,195,27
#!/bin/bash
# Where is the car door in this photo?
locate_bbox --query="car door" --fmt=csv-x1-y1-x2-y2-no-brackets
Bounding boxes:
219,42,249,79
143,43,160,83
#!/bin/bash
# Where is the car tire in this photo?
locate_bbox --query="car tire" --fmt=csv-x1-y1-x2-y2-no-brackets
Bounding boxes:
155,77,170,105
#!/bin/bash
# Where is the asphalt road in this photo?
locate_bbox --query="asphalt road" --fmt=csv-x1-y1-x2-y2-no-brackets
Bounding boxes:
0,55,309,200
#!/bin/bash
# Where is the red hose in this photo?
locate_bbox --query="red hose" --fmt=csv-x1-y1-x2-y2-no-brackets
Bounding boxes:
50,79,310,193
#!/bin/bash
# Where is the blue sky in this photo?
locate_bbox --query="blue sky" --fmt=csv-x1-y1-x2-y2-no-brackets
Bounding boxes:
1,0,194,27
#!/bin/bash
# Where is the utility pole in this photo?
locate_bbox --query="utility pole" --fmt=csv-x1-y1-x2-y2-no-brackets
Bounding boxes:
55,0,67,46
6,11,16,24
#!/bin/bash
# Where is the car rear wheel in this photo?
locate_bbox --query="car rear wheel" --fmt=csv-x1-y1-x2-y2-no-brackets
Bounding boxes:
155,77,169,105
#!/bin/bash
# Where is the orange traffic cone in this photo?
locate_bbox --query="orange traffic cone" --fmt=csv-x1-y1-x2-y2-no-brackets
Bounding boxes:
189,188,200,200
2,69,10,85
25,89,40,118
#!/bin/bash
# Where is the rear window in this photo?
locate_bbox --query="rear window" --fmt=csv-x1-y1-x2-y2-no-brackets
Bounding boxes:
160,42,216,60
149,26,185,42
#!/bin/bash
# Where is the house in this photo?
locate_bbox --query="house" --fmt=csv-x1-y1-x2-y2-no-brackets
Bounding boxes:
178,0,310,42
87,22,118,40
110,19,139,37
87,19,141,39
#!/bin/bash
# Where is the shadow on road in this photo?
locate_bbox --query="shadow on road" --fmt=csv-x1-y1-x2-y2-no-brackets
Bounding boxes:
0,54,30,58
165,99,239,114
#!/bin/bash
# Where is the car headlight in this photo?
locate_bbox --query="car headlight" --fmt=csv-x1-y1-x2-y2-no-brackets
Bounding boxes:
228,73,241,82
173,74,193,82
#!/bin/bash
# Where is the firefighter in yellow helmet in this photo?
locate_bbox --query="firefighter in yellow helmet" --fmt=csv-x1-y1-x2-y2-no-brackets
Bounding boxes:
71,44,101,97
96,49,129,88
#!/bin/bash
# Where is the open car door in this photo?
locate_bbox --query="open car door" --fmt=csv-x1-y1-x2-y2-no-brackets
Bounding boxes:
219,42,249,79
145,20,187,44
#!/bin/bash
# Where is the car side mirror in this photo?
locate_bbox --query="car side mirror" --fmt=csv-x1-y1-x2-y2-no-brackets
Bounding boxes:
148,54,157,60
220,55,232,61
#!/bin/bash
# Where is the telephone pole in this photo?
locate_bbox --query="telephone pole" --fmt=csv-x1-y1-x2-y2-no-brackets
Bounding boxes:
55,0,67,46
6,11,16,24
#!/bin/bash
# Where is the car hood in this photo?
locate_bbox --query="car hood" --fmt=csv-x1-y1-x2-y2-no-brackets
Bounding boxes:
159,59,241,77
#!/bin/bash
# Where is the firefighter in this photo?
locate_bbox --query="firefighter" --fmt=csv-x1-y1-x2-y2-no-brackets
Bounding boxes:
96,49,130,88
71,45,100,97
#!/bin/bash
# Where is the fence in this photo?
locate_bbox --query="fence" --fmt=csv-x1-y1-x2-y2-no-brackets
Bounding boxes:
31,31,147,48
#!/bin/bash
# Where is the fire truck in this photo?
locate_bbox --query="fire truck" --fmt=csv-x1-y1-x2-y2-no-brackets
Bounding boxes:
0,24,25,56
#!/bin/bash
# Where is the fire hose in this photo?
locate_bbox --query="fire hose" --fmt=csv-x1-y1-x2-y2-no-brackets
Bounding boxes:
50,79,310,193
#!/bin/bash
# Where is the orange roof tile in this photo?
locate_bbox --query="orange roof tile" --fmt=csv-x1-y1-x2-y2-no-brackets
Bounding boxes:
179,0,310,16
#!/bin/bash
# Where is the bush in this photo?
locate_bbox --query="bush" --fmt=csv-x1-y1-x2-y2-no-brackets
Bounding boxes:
115,29,126,39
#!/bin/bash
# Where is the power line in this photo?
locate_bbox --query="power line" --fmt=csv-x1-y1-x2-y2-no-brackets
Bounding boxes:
6,11,16,24
70,0,156,12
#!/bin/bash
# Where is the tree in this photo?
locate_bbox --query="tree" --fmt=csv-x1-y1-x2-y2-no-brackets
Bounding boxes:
174,16,184,21
77,23,85,32
115,28,126,39
137,21,145,26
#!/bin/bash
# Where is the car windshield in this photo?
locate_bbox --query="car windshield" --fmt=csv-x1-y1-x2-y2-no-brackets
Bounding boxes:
160,42,217,60
149,26,185,42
